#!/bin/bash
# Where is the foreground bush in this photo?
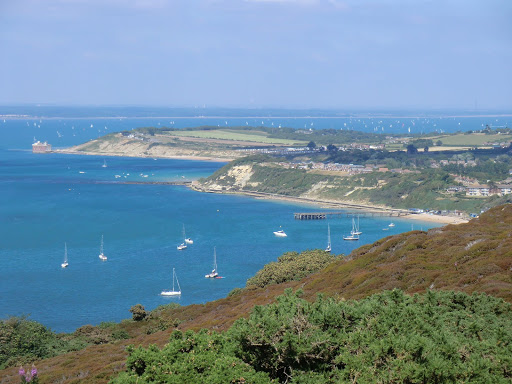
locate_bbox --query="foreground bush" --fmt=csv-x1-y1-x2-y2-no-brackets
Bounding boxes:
111,289,512,383
0,317,74,369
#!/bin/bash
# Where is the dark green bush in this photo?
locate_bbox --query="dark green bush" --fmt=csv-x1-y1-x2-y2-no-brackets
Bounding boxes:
111,289,512,383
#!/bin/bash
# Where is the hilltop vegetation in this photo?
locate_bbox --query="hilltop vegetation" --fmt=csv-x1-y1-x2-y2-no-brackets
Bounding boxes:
112,289,512,383
2,205,512,382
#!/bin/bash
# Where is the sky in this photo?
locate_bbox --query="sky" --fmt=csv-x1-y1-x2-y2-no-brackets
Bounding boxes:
0,0,511,110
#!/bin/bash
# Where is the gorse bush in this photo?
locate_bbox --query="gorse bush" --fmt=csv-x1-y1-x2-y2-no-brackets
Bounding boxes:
111,289,512,383
0,317,72,369
246,249,338,288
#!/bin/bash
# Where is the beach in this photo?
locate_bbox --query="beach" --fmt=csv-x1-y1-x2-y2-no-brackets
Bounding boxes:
190,183,470,225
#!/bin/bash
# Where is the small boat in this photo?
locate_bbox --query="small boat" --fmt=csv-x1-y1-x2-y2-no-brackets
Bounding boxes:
99,235,107,261
273,226,287,237
205,247,219,278
183,224,193,244
61,242,69,268
102,159,107,168
343,218,359,241
325,224,331,252
389,222,395,227
161,268,181,296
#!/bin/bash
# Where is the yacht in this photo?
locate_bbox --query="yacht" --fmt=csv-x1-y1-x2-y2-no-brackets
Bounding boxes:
205,247,219,278
273,229,287,237
161,268,181,296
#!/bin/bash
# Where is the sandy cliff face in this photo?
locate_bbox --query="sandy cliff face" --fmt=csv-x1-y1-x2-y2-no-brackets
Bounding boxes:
59,134,236,161
202,164,255,190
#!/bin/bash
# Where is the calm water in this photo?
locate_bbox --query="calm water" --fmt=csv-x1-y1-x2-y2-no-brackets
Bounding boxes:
2,106,500,333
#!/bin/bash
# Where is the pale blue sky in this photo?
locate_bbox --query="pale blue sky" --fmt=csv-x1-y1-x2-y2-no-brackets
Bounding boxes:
1,0,510,109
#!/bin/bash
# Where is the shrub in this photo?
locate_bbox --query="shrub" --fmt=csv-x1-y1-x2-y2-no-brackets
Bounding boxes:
246,249,337,288
129,304,147,322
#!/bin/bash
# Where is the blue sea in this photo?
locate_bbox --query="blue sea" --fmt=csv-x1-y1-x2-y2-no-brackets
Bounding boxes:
1,107,509,333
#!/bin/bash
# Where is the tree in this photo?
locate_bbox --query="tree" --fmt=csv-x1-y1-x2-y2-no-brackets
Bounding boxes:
307,141,316,149
129,304,147,321
326,144,338,152
406,144,418,154
424,146,429,153
436,140,443,146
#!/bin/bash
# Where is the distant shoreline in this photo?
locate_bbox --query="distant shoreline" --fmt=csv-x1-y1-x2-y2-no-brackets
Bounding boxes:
3,114,512,120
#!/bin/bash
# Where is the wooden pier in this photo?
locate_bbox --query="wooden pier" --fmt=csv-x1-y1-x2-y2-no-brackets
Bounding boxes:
294,210,407,220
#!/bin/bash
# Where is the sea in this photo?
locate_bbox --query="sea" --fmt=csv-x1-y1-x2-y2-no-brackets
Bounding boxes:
1,106,510,333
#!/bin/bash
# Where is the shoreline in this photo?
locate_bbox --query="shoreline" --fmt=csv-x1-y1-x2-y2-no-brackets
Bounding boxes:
190,185,470,225
57,148,469,226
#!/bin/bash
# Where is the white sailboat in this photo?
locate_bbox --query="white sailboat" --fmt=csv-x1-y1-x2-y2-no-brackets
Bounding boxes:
99,235,107,261
177,225,188,250
205,246,219,278
343,218,359,241
61,243,69,268
351,216,362,235
325,224,332,252
161,268,181,296
388,222,395,227
183,224,193,244
102,159,107,168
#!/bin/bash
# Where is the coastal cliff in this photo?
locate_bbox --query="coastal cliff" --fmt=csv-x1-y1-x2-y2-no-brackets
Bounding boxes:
57,132,238,161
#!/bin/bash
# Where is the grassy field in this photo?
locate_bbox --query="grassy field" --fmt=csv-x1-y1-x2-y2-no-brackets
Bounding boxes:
436,133,512,146
167,129,307,145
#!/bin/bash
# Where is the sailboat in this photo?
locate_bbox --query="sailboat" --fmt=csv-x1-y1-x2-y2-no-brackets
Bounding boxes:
388,222,395,227
343,218,359,241
161,268,181,296
102,159,107,168
325,224,332,252
183,224,193,244
99,235,107,261
205,247,219,278
351,216,362,235
177,225,188,250
61,243,69,268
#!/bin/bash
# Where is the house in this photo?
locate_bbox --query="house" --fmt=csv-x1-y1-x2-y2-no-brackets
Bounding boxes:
466,185,490,197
